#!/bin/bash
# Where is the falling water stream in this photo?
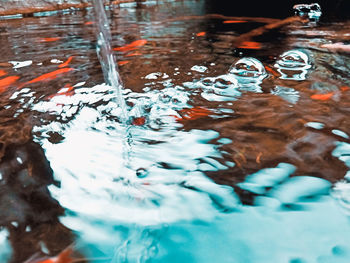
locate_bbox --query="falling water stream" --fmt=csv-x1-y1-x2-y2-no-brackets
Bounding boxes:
92,0,128,124
91,0,134,184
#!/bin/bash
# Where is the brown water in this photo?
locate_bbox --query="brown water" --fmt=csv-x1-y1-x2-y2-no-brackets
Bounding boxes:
0,1,350,262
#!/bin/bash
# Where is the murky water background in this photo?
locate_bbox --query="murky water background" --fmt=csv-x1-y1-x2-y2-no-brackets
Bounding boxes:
0,0,350,262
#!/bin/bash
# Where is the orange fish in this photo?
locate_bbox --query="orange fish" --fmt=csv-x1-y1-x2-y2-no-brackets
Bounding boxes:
340,86,350,92
256,152,263,164
118,60,129,66
126,51,142,57
0,69,7,77
237,41,262,50
26,247,73,263
113,39,147,52
0,76,20,92
26,68,74,85
38,37,61,42
196,31,206,37
84,21,95,25
132,116,146,126
311,92,334,101
58,56,74,68
264,65,279,77
175,106,213,122
223,20,247,24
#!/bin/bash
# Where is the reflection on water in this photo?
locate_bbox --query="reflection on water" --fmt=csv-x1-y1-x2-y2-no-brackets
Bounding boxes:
0,0,350,262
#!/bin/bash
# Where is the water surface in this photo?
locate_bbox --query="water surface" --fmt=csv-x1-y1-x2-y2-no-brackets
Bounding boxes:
0,0,350,262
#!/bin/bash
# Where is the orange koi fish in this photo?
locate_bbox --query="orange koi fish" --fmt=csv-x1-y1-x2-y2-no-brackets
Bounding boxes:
38,37,61,42
196,31,206,37
84,21,95,25
118,60,129,66
26,68,74,85
311,92,334,101
126,51,142,57
58,56,74,68
0,69,7,77
237,41,262,50
264,65,279,77
340,86,350,92
175,106,213,122
0,76,20,91
223,20,247,24
113,39,147,52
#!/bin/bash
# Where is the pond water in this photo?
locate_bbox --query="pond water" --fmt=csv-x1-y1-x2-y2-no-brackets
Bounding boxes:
0,0,350,262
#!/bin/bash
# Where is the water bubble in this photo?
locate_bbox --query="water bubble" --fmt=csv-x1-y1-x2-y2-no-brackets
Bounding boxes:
136,168,149,178
293,3,322,20
229,57,266,78
275,49,311,80
228,57,266,90
277,50,310,68
199,74,240,102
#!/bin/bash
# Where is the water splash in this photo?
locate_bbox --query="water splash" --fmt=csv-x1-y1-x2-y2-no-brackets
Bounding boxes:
92,0,128,124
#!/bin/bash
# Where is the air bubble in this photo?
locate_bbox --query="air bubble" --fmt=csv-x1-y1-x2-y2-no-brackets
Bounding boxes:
229,57,267,89
277,50,310,68
275,50,311,80
293,3,322,20
136,168,148,178
229,57,266,78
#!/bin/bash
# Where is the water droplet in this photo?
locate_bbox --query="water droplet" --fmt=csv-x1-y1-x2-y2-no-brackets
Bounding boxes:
275,50,311,80
136,168,148,178
229,57,266,78
293,3,322,20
